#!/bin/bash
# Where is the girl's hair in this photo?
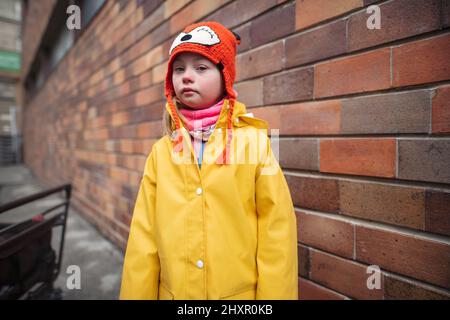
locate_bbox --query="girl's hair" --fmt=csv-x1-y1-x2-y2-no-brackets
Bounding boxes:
162,62,225,138
162,96,189,137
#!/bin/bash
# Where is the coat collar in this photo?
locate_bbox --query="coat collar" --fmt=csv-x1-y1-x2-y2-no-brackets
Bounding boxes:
165,98,248,128
165,98,268,132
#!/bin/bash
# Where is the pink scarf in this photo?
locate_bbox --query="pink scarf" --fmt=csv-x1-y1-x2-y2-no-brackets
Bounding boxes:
179,98,224,142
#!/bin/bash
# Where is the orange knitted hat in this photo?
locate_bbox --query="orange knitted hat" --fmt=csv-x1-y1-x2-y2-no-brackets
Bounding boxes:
165,21,241,165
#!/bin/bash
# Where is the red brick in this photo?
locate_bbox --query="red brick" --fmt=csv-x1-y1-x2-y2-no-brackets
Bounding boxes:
151,61,167,84
235,79,263,107
113,69,125,85
111,112,129,127
320,138,396,178
341,90,431,134
169,0,229,34
285,175,340,213
286,19,346,67
398,139,450,184
432,85,450,134
444,0,450,28
148,120,164,138
250,2,295,48
207,0,277,31
298,244,310,278
296,211,354,259
279,100,341,135
425,190,450,237
236,40,284,81
298,277,348,300
393,33,450,87
384,274,450,299
120,139,134,154
315,48,391,98
137,122,152,138
263,67,314,104
138,71,153,89
128,170,142,185
339,180,425,230
356,226,450,289
135,3,165,40
310,249,384,299
348,0,440,51
279,138,318,171
141,0,164,18
135,83,164,107
295,0,363,30
130,46,164,77
118,82,130,96
251,105,280,130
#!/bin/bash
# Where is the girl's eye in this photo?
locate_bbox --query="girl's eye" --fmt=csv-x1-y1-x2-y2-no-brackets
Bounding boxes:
174,67,184,72
197,66,207,71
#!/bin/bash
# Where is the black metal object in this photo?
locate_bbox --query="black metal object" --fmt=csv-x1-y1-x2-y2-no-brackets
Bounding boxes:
0,184,71,299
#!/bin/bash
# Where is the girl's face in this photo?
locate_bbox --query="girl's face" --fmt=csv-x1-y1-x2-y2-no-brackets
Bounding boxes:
172,52,224,109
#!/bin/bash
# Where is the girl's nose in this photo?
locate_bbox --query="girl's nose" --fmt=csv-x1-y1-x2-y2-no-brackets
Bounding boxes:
182,67,194,83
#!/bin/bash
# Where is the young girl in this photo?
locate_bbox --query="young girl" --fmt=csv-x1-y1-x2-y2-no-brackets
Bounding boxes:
120,21,298,300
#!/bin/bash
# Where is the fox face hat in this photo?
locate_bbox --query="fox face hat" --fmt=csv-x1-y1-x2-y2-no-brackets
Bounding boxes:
165,21,241,165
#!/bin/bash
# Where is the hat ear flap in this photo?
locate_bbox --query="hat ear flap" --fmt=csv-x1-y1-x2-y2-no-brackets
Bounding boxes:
231,31,241,44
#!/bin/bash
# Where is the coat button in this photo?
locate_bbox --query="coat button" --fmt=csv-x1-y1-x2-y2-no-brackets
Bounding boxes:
216,128,222,134
196,260,204,269
196,187,202,195
234,118,239,124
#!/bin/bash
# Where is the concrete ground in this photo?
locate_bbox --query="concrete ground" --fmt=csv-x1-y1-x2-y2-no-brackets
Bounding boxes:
0,165,124,300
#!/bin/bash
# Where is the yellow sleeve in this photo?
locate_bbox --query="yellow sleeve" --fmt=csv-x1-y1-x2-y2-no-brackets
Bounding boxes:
255,133,298,300
120,147,160,299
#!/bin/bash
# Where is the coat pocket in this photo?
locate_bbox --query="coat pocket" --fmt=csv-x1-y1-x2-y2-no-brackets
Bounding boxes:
220,285,256,300
158,282,174,300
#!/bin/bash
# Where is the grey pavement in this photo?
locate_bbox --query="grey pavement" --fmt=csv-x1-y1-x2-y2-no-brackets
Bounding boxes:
0,164,124,299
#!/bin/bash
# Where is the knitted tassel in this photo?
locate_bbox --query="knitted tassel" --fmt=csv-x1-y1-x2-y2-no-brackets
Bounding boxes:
168,95,184,153
216,98,235,165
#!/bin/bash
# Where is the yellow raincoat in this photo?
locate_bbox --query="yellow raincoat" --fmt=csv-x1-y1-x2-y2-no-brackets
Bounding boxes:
120,99,298,300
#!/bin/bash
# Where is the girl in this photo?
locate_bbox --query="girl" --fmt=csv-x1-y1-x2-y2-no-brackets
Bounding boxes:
120,21,298,300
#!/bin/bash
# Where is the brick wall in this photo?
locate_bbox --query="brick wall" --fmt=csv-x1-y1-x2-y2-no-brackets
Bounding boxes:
21,0,450,299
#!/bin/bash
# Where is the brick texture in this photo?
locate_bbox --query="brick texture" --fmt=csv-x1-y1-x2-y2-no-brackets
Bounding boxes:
286,175,340,213
356,226,450,289
432,85,450,134
286,19,346,67
297,211,354,259
279,100,341,135
298,277,348,300
425,190,450,237
236,40,284,81
339,180,425,230
384,274,450,300
348,0,441,51
398,139,450,184
263,67,314,104
295,0,363,30
320,138,396,178
279,138,318,170
393,33,450,87
315,48,391,98
341,90,431,134
310,249,384,299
